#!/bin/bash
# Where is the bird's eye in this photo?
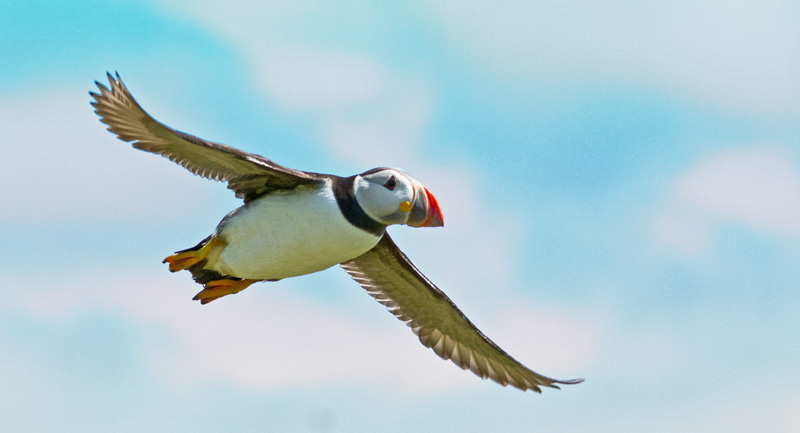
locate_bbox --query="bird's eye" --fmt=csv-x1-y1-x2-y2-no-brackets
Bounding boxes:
384,175,397,191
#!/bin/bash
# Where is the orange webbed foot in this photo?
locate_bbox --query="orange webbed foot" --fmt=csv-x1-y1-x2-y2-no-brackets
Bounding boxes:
193,278,258,304
163,237,221,272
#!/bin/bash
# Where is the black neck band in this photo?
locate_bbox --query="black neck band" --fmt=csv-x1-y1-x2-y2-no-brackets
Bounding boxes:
332,176,386,236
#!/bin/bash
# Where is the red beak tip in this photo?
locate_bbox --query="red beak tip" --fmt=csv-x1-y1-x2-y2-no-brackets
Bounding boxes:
424,188,444,228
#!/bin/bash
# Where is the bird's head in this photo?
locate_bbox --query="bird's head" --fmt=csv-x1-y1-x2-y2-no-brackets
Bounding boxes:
354,168,444,228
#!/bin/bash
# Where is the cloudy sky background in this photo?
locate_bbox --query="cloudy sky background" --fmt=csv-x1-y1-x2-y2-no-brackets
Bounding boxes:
2,1,799,432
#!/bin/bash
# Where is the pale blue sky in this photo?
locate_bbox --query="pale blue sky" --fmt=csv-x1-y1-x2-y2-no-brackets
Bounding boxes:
2,1,800,432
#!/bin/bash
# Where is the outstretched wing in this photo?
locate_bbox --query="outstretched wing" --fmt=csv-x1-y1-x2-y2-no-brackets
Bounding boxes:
341,233,584,392
91,73,324,201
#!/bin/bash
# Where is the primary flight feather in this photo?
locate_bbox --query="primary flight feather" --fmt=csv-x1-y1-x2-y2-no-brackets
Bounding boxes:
91,72,583,392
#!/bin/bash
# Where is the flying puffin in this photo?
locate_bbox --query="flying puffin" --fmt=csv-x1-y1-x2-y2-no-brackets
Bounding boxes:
90,73,583,393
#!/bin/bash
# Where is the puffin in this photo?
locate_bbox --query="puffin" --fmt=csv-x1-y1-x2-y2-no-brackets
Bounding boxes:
90,73,583,393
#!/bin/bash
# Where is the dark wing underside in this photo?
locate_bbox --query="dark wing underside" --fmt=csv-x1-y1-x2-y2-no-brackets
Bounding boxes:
91,73,324,201
341,233,584,393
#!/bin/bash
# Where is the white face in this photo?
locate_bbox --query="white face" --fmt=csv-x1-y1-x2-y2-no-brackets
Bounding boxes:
353,168,418,226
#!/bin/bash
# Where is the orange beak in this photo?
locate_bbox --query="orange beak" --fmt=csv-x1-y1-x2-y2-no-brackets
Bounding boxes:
407,185,444,227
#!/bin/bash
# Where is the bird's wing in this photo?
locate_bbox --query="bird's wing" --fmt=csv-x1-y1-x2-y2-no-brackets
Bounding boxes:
91,73,324,201
341,233,584,392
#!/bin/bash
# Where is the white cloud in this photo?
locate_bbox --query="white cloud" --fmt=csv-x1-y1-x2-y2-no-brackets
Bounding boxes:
652,213,712,257
791,395,800,432
155,0,800,117
418,0,800,115
678,147,800,235
155,0,438,166
490,304,606,377
246,45,438,171
0,349,39,423
0,88,222,222
320,83,434,169
5,271,601,395
653,146,800,255
255,50,389,113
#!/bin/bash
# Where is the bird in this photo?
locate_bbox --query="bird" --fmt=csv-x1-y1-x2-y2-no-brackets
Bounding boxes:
90,72,584,393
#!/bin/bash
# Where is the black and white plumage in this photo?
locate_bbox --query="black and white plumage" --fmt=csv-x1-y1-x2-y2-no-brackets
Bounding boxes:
90,73,583,393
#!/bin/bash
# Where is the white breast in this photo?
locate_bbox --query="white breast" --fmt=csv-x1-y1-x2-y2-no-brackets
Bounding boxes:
209,180,381,280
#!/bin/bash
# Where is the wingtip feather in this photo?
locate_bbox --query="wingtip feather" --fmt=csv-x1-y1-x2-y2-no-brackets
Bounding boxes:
557,377,586,385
